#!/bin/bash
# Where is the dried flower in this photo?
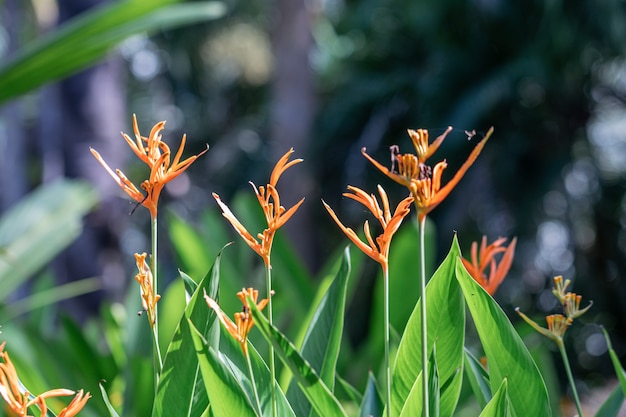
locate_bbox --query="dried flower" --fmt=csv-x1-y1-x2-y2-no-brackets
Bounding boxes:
204,288,272,356
0,342,89,417
323,185,413,269
362,126,493,221
91,114,207,218
213,148,304,266
134,253,160,327
461,236,517,295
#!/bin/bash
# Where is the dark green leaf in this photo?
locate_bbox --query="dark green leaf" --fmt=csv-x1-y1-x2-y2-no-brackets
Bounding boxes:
358,372,383,417
463,347,491,409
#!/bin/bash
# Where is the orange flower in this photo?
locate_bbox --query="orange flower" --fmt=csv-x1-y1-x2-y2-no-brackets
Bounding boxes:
362,126,493,221
323,185,413,268
213,148,304,266
90,114,207,218
204,288,272,356
134,253,161,327
516,310,572,344
0,342,89,417
461,236,517,295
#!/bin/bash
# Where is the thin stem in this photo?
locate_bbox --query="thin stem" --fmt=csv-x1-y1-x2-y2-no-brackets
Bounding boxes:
383,264,391,417
418,214,429,417
558,340,584,417
246,348,263,416
150,216,163,390
265,261,277,417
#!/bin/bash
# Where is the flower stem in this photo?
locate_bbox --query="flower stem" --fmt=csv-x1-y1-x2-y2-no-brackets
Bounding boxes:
265,261,277,417
418,214,429,417
246,348,263,416
558,340,584,417
383,264,391,417
150,216,163,390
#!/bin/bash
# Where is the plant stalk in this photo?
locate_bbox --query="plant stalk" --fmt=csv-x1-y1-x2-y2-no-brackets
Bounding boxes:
246,348,263,416
418,214,429,417
558,340,584,417
150,216,163,391
383,264,391,417
265,261,277,417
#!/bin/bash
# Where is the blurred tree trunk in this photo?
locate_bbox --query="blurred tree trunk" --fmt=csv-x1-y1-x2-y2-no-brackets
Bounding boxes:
270,0,318,273
39,0,128,315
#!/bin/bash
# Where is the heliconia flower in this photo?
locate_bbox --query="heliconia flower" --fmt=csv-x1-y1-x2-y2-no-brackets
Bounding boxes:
551,275,572,304
563,292,592,320
90,114,207,218
134,253,160,327
461,236,517,295
362,126,493,221
515,310,572,345
0,342,88,417
213,148,305,266
323,185,413,269
57,390,91,417
204,288,272,356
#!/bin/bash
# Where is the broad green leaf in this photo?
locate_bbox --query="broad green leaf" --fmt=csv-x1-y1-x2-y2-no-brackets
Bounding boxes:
603,327,626,395
336,374,363,406
152,253,222,417
0,179,98,301
286,247,351,417
0,1,226,104
455,258,551,417
188,322,256,417
463,347,491,408
398,345,440,417
217,326,296,417
595,383,625,417
358,372,383,417
479,379,509,417
391,234,465,417
248,298,348,417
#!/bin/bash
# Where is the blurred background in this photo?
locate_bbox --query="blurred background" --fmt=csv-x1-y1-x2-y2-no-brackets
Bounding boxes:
1,0,626,415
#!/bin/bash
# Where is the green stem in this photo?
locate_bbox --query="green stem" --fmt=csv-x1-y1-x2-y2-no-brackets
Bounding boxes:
265,261,277,417
150,216,163,390
246,347,263,416
383,264,391,417
418,214,429,417
558,340,584,417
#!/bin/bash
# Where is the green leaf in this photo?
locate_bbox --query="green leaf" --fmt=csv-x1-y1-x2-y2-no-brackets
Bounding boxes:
391,234,465,417
0,1,226,104
248,298,348,417
595,383,625,417
358,372,383,417
479,379,509,417
455,257,551,417
0,179,97,301
286,247,351,417
217,327,296,417
397,344,440,417
152,253,222,417
463,347,491,409
99,381,122,417
603,327,626,396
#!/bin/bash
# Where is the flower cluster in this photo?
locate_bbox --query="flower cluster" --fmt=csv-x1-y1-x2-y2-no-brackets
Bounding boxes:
0,342,90,417
461,236,517,295
134,252,161,327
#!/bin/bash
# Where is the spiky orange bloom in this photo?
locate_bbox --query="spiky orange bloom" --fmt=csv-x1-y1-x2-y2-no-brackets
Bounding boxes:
563,292,593,320
90,114,207,218
362,126,493,221
0,342,90,417
516,309,572,345
461,236,517,295
323,185,413,269
213,148,305,266
204,288,272,356
134,253,161,327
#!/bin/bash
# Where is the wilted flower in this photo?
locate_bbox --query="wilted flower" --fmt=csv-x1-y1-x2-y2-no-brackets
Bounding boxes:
362,127,493,221
91,114,207,218
461,236,517,295
204,288,272,356
213,148,304,266
323,185,413,269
